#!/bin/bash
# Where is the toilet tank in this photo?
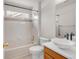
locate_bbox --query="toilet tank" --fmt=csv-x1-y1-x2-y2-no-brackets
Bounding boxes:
39,37,50,45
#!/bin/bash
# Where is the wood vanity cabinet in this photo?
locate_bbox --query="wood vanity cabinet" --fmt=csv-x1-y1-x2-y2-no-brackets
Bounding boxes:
44,47,67,59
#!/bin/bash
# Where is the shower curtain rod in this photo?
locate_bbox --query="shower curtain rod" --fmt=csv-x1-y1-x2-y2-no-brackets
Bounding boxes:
4,3,39,12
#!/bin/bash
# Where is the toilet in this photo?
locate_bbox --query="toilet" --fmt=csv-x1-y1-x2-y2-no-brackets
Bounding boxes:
29,37,50,59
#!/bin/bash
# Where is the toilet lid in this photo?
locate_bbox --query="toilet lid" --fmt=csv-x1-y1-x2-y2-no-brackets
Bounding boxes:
29,45,44,52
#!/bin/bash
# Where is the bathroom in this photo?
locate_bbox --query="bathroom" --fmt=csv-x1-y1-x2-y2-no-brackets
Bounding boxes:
3,0,76,59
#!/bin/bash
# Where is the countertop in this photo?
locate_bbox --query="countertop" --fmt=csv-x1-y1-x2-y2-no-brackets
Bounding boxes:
42,42,76,59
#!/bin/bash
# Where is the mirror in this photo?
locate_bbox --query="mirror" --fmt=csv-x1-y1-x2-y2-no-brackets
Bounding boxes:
56,2,76,40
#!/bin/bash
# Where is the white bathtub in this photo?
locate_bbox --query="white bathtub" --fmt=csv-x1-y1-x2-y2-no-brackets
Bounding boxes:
4,42,37,59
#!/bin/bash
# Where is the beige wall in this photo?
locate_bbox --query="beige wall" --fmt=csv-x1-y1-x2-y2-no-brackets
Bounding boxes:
41,0,56,39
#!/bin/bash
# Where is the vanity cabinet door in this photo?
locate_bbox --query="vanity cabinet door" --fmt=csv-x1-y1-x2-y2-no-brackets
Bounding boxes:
44,47,67,59
44,53,54,59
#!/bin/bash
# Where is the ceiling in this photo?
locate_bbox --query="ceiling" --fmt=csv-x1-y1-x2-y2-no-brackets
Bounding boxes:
5,0,75,10
5,0,39,10
5,0,75,20
56,0,75,9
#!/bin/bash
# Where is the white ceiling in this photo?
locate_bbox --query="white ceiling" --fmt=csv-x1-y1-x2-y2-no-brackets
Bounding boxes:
5,0,75,19
5,0,72,10
5,0,39,10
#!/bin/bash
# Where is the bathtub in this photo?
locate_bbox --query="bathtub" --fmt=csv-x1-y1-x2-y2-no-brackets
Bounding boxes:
4,42,37,59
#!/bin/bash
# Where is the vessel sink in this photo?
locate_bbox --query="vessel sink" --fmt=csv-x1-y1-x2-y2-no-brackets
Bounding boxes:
52,38,75,49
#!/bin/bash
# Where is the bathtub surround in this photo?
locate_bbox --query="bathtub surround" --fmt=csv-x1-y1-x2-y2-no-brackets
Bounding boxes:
4,17,38,59
4,19,33,48
4,42,37,59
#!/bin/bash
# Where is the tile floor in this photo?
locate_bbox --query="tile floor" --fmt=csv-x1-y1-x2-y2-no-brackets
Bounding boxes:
14,55,32,59
23,54,43,59
23,55,32,59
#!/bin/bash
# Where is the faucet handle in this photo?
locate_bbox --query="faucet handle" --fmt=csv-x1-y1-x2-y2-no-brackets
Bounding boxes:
3,42,9,48
64,33,69,40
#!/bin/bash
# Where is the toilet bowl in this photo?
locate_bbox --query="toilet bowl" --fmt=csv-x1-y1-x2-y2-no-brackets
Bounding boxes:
29,46,43,59
29,37,50,59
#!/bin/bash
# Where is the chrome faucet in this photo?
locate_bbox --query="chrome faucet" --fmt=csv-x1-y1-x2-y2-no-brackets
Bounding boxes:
70,32,75,41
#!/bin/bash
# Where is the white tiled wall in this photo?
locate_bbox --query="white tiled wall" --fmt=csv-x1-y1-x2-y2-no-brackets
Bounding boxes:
4,20,33,48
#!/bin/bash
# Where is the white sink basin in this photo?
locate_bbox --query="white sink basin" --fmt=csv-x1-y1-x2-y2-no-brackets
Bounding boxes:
52,38,75,49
